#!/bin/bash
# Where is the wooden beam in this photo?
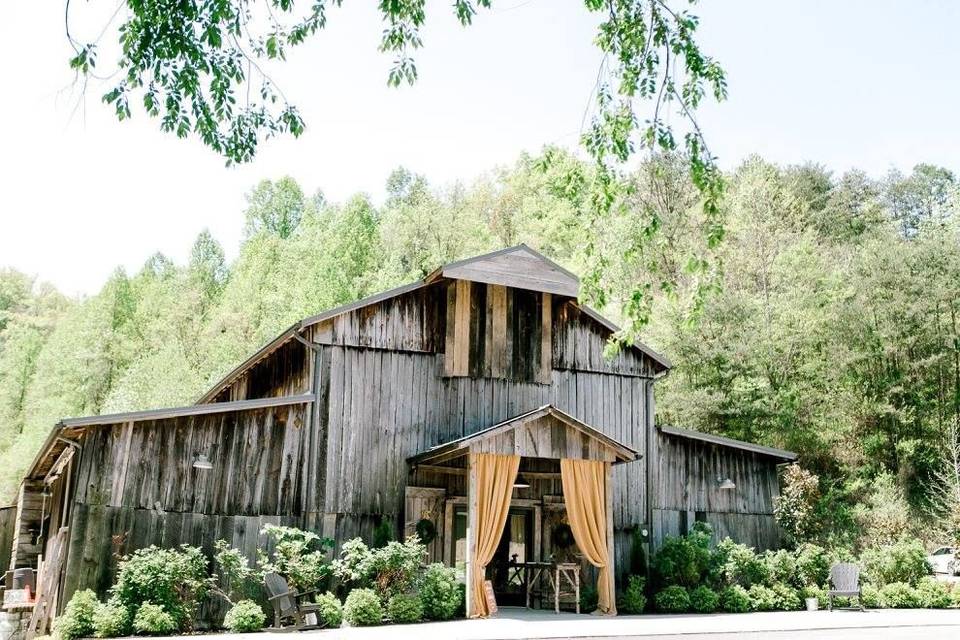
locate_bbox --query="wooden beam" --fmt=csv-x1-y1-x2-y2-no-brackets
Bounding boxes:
465,454,479,617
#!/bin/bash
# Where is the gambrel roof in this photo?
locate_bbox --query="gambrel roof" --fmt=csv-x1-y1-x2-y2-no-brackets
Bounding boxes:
195,245,671,404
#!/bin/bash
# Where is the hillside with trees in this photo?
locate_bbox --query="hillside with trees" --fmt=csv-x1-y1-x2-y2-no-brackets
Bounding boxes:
1,151,958,551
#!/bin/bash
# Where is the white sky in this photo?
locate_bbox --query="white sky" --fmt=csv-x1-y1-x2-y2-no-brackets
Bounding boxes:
1,0,958,296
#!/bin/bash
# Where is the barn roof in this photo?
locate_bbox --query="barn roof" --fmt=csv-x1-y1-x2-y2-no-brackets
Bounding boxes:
195,245,671,403
24,394,316,480
658,425,798,462
407,404,639,466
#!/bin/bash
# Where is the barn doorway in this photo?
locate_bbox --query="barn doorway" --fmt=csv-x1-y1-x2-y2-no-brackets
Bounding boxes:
488,507,534,605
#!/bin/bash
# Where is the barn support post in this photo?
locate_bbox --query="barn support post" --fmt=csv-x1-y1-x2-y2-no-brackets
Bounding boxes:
465,453,478,617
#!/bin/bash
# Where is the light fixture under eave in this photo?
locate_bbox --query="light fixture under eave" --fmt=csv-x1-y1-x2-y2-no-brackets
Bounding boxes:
513,474,530,489
193,454,213,470
717,476,736,490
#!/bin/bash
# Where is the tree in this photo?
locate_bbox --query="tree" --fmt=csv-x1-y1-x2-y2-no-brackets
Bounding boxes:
885,164,956,237
65,1,726,336
244,177,306,239
189,229,229,303
774,465,820,547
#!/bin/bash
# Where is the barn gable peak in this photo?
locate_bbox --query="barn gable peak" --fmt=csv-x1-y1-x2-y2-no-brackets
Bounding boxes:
425,244,579,297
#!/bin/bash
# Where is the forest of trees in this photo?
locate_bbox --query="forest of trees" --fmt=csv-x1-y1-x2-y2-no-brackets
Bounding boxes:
1,150,959,550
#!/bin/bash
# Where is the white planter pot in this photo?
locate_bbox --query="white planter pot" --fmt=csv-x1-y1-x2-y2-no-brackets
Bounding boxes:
805,597,819,612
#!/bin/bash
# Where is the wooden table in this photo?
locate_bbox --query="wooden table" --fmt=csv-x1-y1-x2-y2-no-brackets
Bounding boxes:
520,562,580,614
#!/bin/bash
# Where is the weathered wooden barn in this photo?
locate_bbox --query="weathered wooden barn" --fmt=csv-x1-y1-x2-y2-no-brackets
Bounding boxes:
5,245,795,624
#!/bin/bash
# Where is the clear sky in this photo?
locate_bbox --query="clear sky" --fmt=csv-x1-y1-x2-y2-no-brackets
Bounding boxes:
1,1,958,295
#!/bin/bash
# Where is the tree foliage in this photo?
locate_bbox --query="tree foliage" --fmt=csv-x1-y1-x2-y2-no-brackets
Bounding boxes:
1,155,959,551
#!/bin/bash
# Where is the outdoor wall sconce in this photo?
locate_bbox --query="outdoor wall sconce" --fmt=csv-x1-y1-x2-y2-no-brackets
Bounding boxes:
192,453,213,470
512,474,530,489
716,476,736,490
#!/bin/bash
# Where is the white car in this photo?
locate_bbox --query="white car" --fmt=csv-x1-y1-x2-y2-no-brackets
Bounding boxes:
927,546,959,576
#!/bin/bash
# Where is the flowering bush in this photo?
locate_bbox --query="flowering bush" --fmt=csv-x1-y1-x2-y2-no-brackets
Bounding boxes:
111,545,208,630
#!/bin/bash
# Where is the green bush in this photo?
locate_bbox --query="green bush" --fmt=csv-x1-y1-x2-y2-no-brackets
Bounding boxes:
801,585,828,609
689,586,719,613
223,600,266,633
579,584,598,614
92,600,130,638
343,588,384,626
620,575,647,614
719,586,750,613
54,589,99,640
258,525,334,594
860,584,882,608
111,545,208,630
387,593,424,624
794,543,830,587
879,582,919,608
764,550,798,588
914,578,951,609
132,603,177,636
333,536,426,600
747,584,778,611
652,524,712,588
950,583,960,608
715,539,769,588
861,539,930,586
654,586,690,613
314,592,344,628
418,564,462,621
770,583,802,611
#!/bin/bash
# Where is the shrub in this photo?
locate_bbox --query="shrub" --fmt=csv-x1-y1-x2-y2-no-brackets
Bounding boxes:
132,603,177,636
879,582,919,609
314,592,343,628
343,588,383,626
774,465,820,546
747,585,778,611
652,524,712,588
770,583,802,611
333,536,426,600
92,600,130,638
689,586,719,613
715,539,769,588
223,600,266,633
860,584,881,608
620,575,647,614
654,586,690,613
54,589,99,640
951,583,960,608
111,545,208,629
387,593,424,624
764,550,798,588
801,585,828,609
719,586,750,613
418,564,462,621
794,543,830,588
258,525,334,594
861,538,930,586
579,584,598,614
914,577,951,609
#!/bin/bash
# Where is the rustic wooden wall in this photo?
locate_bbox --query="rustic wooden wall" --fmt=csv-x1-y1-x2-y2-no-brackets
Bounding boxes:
9,480,43,570
0,505,16,571
651,430,783,551
308,342,652,578
213,340,310,403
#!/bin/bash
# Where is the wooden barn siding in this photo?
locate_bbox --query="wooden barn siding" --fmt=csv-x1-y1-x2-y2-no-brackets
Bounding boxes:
311,344,650,559
0,505,16,571
651,431,782,551
73,405,310,517
214,339,310,402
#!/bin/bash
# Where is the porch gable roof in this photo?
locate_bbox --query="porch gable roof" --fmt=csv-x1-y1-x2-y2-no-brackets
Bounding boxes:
407,404,639,466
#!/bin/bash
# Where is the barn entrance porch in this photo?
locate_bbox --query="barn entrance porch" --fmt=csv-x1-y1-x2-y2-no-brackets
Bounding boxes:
405,404,638,618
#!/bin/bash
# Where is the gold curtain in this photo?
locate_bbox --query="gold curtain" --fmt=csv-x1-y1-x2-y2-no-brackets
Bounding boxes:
560,458,616,615
469,452,520,617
